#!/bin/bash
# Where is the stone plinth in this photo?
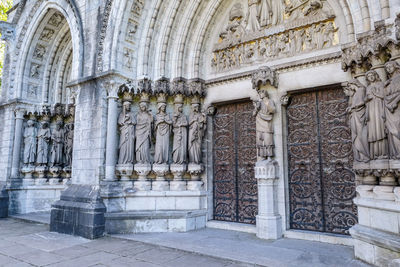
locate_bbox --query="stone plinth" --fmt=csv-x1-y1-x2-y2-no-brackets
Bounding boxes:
351,185,400,266
170,164,187,191
50,185,106,239
152,164,170,191
105,210,207,234
188,164,203,191
116,164,133,181
134,164,151,191
255,159,282,240
0,183,8,218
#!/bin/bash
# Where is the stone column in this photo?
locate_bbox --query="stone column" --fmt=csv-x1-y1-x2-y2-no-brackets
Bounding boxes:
255,160,282,240
10,109,25,179
105,80,120,181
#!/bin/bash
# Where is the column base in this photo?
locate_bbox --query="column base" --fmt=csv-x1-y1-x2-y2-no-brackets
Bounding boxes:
0,183,8,218
256,215,282,240
50,184,106,239
170,181,187,191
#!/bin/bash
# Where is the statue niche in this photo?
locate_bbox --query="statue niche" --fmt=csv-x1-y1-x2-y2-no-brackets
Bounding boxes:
343,80,369,163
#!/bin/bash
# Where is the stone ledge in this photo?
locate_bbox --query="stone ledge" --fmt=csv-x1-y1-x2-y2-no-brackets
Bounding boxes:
354,197,400,213
350,224,400,253
105,210,207,220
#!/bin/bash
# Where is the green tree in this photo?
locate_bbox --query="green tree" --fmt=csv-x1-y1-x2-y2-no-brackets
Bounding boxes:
0,0,13,89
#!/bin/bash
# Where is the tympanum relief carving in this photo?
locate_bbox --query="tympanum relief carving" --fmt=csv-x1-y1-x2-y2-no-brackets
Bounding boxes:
212,0,337,73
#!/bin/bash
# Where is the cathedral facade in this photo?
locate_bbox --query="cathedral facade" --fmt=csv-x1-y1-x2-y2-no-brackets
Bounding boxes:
0,0,399,266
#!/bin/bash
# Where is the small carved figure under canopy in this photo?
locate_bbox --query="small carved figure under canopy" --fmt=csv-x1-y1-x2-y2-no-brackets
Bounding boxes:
343,80,369,162
118,102,136,165
365,70,387,160
50,121,65,166
384,61,400,159
172,102,188,164
23,120,37,165
188,102,206,164
154,102,172,164
253,90,276,159
36,121,51,165
135,101,153,164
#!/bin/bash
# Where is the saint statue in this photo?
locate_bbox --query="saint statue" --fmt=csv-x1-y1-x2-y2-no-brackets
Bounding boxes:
50,121,65,166
253,90,276,159
384,61,400,159
23,120,37,165
270,0,285,26
344,80,369,162
188,103,206,164
365,70,387,159
259,0,271,27
118,102,136,165
172,103,188,164
36,122,51,166
246,0,261,31
64,123,74,167
154,102,172,164
135,101,153,164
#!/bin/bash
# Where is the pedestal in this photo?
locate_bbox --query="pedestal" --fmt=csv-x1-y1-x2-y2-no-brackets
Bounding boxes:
49,167,61,185
21,166,35,186
152,164,169,191
116,164,134,181
35,166,48,185
254,160,282,240
170,164,187,191
188,164,203,191
134,164,151,191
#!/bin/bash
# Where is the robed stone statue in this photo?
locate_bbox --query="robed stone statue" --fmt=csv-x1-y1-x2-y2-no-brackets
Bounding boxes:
50,122,65,166
344,80,369,162
64,123,74,167
36,122,51,165
154,103,172,164
118,102,136,165
135,102,153,164
365,70,388,159
172,103,188,164
384,61,400,159
23,120,37,165
188,103,206,164
253,90,276,159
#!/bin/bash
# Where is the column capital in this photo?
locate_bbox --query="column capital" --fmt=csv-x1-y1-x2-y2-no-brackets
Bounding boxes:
14,108,26,120
255,160,279,181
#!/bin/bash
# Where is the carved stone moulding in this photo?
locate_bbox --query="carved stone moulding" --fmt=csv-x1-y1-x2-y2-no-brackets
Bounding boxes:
252,66,278,89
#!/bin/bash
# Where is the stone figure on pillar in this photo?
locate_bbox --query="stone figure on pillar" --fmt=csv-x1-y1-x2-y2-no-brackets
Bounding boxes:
188,101,206,164
50,121,65,166
36,121,51,165
23,120,37,165
365,70,388,159
253,90,276,159
154,101,172,164
118,102,136,165
343,80,370,162
384,61,400,159
135,99,153,164
172,100,188,164
64,123,74,167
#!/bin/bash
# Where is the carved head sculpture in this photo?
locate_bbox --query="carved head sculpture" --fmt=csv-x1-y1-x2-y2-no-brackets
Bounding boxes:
258,90,269,100
366,70,381,83
123,101,131,112
175,103,183,113
139,102,148,112
27,120,35,127
385,61,400,77
158,102,167,113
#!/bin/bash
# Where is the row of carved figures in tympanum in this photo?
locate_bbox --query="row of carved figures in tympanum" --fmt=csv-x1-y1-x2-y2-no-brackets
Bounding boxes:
117,96,207,167
344,61,400,162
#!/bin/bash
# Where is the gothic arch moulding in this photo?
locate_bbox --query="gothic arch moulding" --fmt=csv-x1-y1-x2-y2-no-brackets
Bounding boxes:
10,0,84,102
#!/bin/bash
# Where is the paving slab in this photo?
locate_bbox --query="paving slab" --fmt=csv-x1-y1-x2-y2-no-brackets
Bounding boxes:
10,212,51,225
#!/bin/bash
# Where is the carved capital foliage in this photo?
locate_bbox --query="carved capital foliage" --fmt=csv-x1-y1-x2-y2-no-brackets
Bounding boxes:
154,77,170,95
171,77,187,95
252,67,278,90
188,79,205,97
137,77,152,94
14,108,26,120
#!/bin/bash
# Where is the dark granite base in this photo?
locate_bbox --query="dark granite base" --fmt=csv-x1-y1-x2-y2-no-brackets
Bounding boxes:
50,185,106,239
0,183,8,218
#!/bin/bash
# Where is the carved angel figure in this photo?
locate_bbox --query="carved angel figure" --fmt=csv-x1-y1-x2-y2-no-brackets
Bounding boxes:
188,104,206,164
154,103,172,164
50,122,65,167
36,122,51,165
23,120,37,165
343,80,369,162
172,103,188,164
118,102,136,165
384,61,400,159
365,70,388,159
135,102,153,164
253,90,276,159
